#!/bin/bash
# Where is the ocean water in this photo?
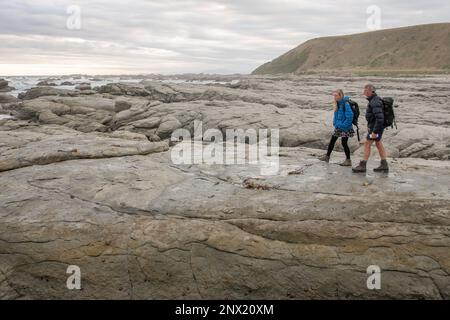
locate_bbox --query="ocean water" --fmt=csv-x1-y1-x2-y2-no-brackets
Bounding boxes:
0,76,238,120
3,76,141,97
2,76,238,98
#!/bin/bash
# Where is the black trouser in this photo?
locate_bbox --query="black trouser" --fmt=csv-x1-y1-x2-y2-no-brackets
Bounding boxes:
327,136,350,159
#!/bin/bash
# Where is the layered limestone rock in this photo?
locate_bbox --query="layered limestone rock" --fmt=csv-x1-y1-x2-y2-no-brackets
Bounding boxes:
1,74,449,299
1,141,449,299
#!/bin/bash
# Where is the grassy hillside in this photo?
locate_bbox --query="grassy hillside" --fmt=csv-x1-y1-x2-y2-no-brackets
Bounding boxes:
252,23,450,74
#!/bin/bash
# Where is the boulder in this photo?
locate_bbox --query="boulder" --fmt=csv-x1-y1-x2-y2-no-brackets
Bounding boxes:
156,115,182,139
60,81,75,86
97,83,150,96
131,117,161,129
0,79,9,89
114,100,132,112
18,87,77,100
0,94,19,104
0,126,169,172
37,80,57,86
75,83,92,91
0,79,15,92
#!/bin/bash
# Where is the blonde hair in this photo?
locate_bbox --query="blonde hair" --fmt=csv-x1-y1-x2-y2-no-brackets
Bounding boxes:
336,89,344,98
333,89,344,112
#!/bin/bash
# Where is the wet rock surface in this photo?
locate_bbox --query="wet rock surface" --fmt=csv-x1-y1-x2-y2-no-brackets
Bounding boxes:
0,74,449,299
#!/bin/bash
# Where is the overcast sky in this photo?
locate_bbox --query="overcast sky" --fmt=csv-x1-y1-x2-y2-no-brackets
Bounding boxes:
0,0,449,75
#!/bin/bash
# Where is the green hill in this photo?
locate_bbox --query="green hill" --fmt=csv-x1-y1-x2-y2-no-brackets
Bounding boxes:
252,23,450,74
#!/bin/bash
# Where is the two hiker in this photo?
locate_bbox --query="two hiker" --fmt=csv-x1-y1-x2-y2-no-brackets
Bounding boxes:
319,84,389,173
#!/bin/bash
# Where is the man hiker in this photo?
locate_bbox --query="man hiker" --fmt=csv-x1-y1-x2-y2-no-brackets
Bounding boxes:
352,84,389,173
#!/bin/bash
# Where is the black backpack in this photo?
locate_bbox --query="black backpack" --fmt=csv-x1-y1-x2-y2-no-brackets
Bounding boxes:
381,97,398,129
347,99,361,141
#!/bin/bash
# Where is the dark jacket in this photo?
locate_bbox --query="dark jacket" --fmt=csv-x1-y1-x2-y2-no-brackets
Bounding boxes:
365,94,384,133
333,96,354,131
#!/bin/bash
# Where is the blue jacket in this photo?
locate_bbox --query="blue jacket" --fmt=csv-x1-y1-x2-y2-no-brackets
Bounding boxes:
333,96,354,132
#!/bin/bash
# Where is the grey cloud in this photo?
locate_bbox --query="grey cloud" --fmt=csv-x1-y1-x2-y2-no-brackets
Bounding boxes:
0,0,449,75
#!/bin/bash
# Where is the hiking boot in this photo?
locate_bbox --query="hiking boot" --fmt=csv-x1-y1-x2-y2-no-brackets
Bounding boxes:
373,159,389,172
318,154,330,163
352,160,367,173
339,159,352,167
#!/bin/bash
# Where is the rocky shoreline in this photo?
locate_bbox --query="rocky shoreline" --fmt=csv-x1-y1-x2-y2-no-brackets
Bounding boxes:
1,74,449,299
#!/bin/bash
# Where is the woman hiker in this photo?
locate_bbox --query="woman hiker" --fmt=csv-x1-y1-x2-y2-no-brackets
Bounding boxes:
319,89,355,166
